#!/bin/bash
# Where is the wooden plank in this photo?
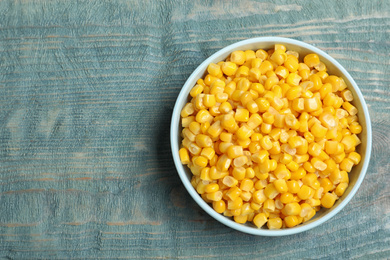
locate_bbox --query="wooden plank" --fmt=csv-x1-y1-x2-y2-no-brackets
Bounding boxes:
0,0,389,258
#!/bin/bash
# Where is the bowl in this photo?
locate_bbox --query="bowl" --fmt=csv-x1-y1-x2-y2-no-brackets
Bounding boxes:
170,37,372,236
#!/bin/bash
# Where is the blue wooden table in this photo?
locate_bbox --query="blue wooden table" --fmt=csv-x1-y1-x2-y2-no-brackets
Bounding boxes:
0,0,389,259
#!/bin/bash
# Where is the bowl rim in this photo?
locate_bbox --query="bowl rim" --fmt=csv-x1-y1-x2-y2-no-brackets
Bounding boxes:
170,36,372,236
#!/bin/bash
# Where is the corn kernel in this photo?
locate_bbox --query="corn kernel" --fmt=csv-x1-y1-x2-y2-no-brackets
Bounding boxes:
321,192,337,208
267,217,282,229
212,200,226,213
253,213,268,228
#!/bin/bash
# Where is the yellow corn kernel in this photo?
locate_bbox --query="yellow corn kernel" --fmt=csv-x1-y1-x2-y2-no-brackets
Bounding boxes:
297,185,313,200
195,109,213,124
246,114,262,131
181,103,195,118
272,163,289,179
219,142,233,154
282,202,301,216
274,179,288,193
183,128,196,142
304,97,321,112
233,155,248,168
221,114,238,132
236,66,250,78
300,170,315,184
226,186,242,201
231,167,245,181
236,125,253,140
224,81,237,97
319,112,338,130
297,203,311,218
251,57,263,68
348,152,361,165
279,192,293,204
230,50,246,65
219,132,232,143
253,213,268,228
234,214,248,224
179,148,190,164
190,84,204,98
341,135,356,151
204,183,219,194
235,108,249,122
285,161,299,173
212,200,226,213
225,145,242,159
181,116,195,128
340,158,354,172
255,98,270,113
228,197,243,210
270,49,287,65
310,122,328,139
216,154,231,172
321,192,337,208
237,138,251,148
299,69,311,81
279,153,293,165
240,178,254,192
324,75,341,92
325,140,339,155
263,199,276,212
193,155,208,167
237,78,251,92
200,167,212,181
241,192,252,202
275,66,289,78
284,215,299,228
307,142,322,157
264,183,279,199
343,101,358,116
248,67,261,81
285,86,302,100
221,62,238,76
206,121,221,139
189,122,201,135
335,182,348,197
219,101,232,114
349,122,362,134
215,93,228,103
311,157,327,171
285,55,299,73
304,53,320,68
252,189,266,204
302,208,316,222
286,73,302,86
209,154,218,167
204,74,217,86
260,123,272,134
250,82,265,95
195,134,212,148
285,180,299,194
207,63,222,78
259,60,273,74
222,175,238,188
319,177,333,193
196,181,208,194
209,79,225,95
267,217,282,230
257,136,272,150
340,89,354,102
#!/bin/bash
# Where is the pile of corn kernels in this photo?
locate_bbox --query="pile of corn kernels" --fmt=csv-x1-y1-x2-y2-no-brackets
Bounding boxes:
179,44,362,229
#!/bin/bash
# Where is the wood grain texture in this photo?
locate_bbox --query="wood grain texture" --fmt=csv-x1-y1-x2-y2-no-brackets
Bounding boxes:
0,0,389,259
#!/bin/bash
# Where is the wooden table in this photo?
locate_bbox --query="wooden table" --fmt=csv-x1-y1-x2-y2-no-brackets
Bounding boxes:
0,1,389,259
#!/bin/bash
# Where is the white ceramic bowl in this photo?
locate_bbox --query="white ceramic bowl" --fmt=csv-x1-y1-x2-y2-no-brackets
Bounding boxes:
170,37,372,236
